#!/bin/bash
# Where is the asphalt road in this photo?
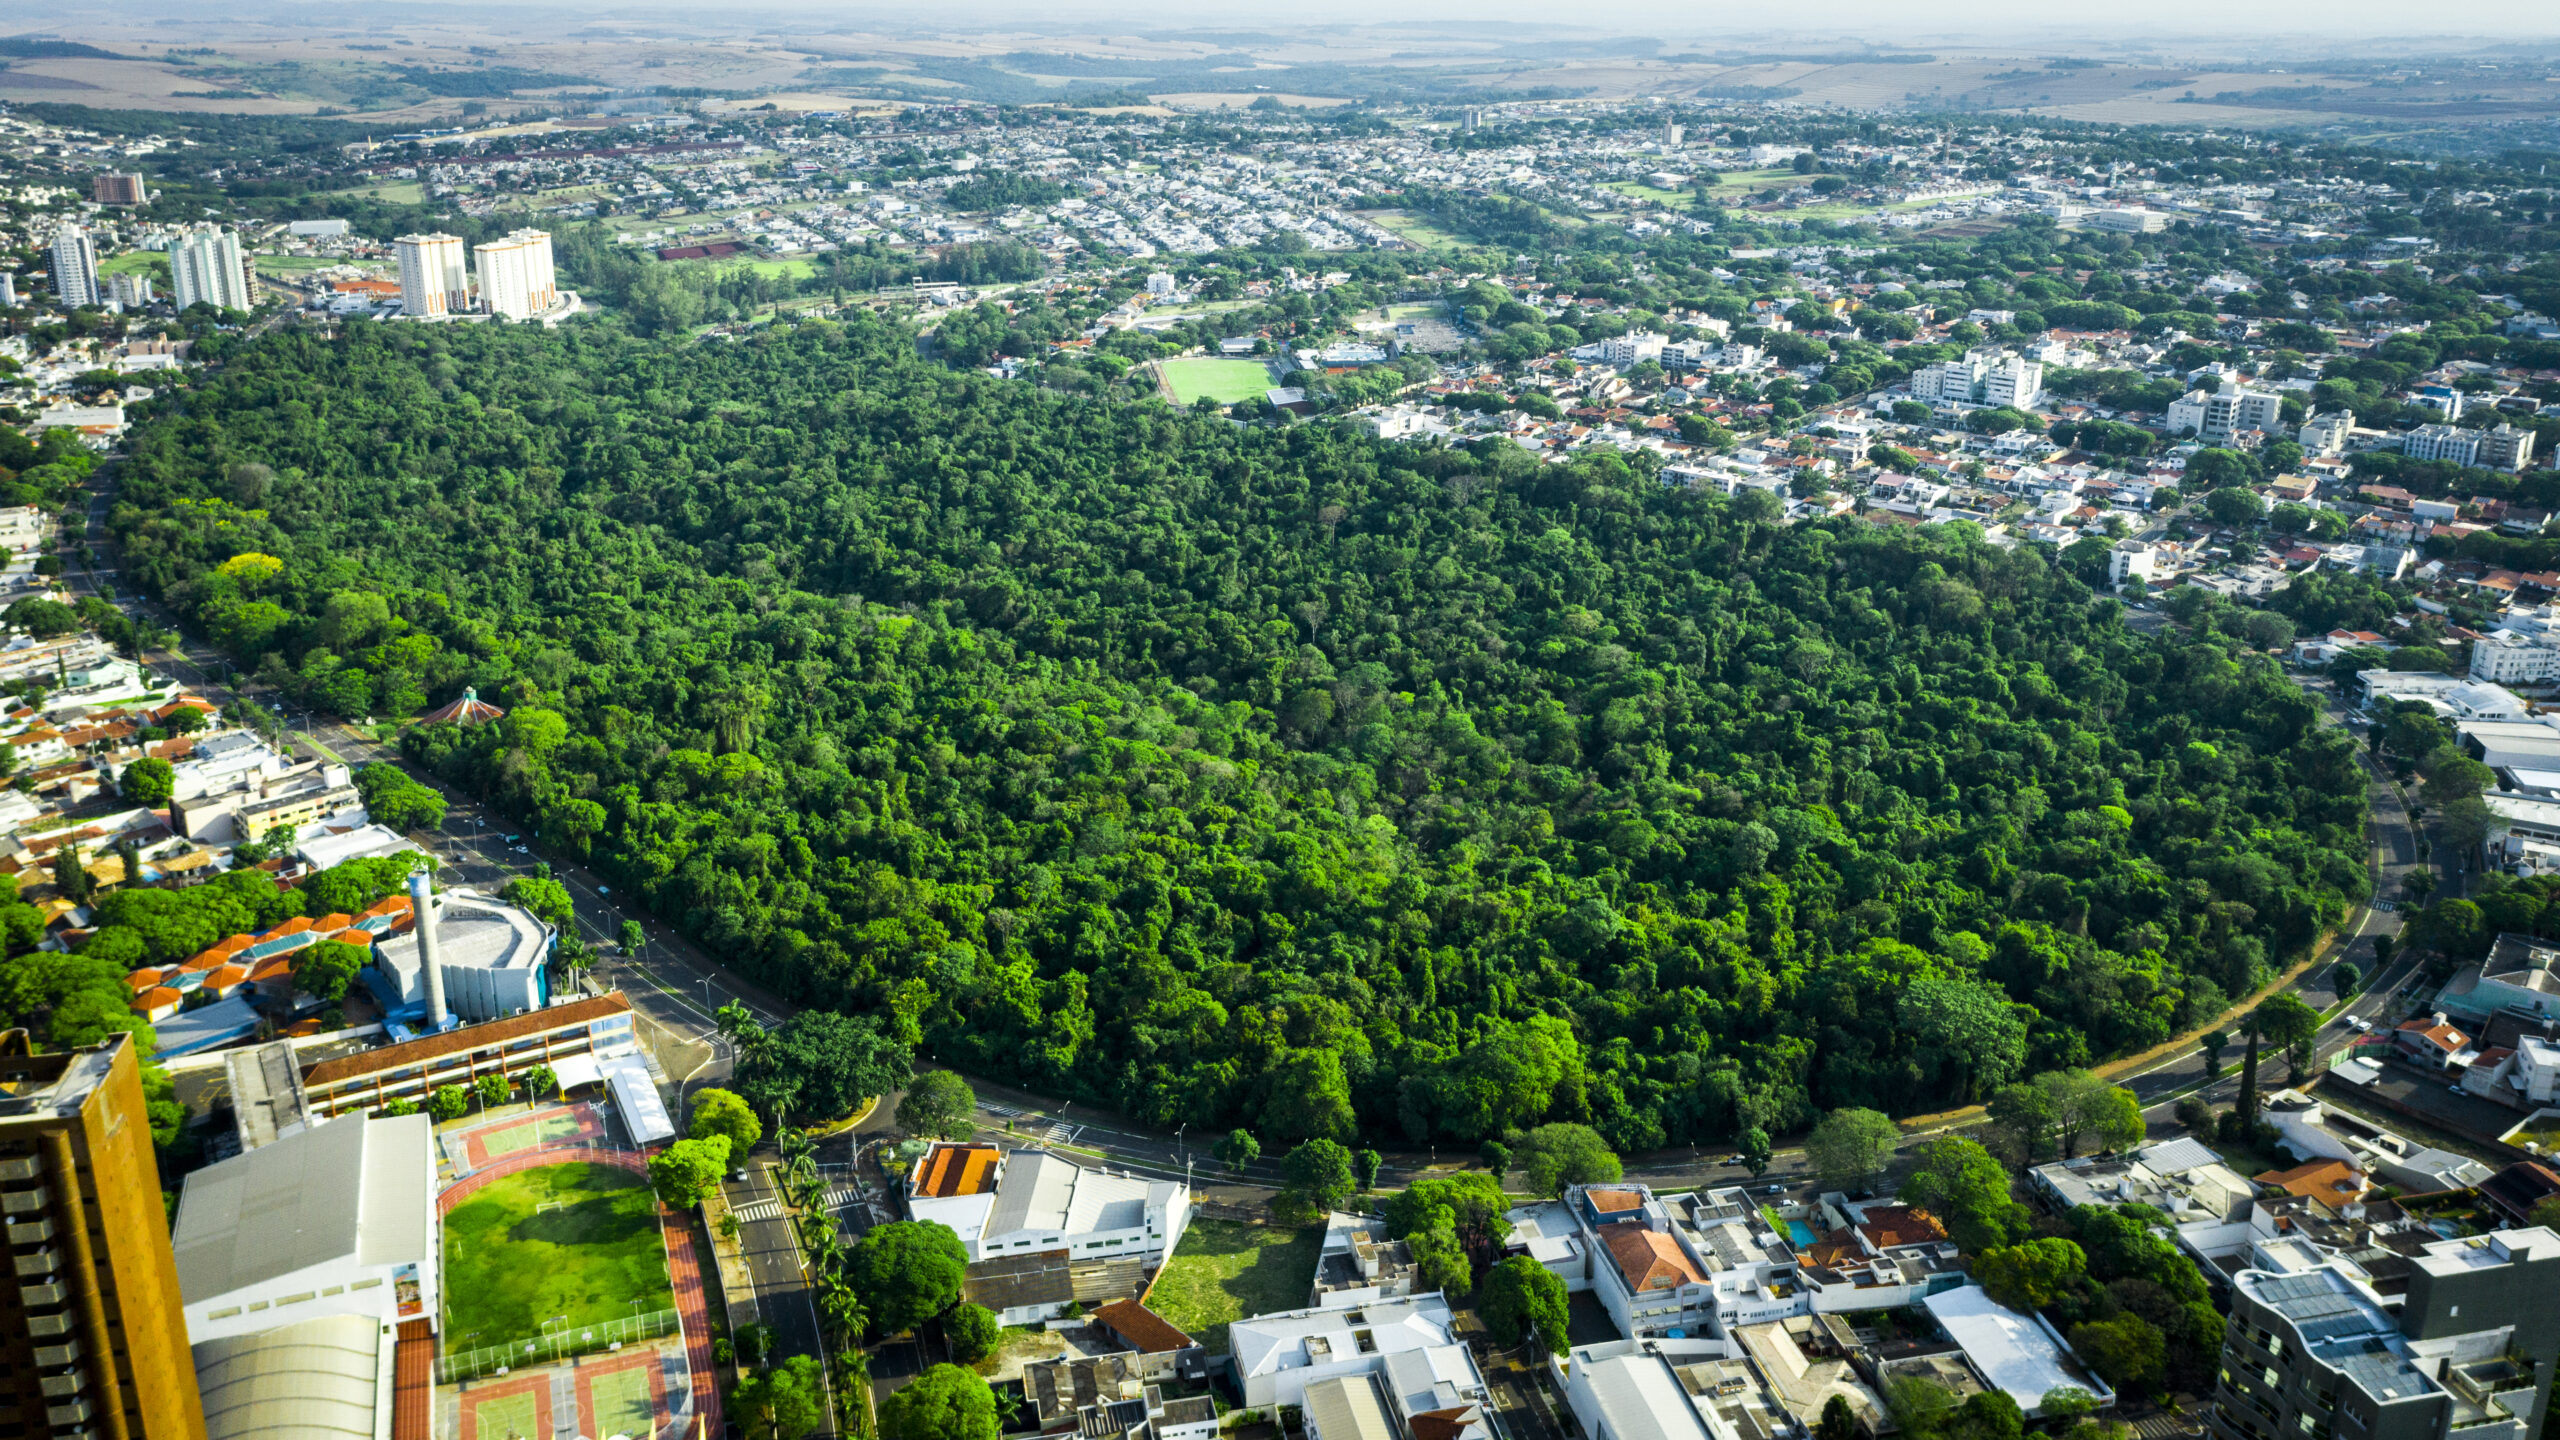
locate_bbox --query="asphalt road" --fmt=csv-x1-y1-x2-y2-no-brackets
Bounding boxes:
726,1160,828,1372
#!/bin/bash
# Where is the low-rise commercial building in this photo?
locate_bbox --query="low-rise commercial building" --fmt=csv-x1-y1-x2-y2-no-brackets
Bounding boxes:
294,990,640,1121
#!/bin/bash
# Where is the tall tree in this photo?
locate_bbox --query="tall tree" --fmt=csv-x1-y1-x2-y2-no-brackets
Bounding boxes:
846,1221,969,1335
1807,1108,1901,1191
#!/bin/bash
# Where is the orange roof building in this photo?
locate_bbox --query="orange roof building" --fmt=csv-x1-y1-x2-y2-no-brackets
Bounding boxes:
2255,1159,2368,1207
1089,1298,1196,1355
1601,1223,1706,1293
909,1141,1002,1199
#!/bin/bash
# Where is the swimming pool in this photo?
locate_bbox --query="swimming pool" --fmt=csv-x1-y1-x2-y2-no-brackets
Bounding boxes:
1788,1220,1818,1246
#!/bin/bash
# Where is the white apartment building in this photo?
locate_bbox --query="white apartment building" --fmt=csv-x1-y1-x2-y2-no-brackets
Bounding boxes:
394,232,470,318
2479,424,2537,472
2403,423,2482,467
473,228,557,320
2470,636,2560,687
169,226,254,312
1599,330,1669,367
1980,355,2042,407
2167,380,2283,443
2110,541,2164,590
1909,348,2041,409
49,226,98,308
2299,410,2356,458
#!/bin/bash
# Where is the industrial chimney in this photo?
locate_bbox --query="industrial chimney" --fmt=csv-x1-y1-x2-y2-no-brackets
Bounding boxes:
409,868,448,1029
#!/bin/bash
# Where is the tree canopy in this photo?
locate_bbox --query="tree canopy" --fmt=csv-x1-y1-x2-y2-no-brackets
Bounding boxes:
847,1220,970,1335
109,316,2368,1145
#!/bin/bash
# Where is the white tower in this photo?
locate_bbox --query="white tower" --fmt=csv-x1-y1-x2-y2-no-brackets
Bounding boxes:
394,232,469,319
168,226,253,312
472,228,557,320
49,227,99,308
408,868,448,1030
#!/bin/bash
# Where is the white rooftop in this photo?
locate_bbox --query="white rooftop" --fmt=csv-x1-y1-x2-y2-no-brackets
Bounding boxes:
174,1113,434,1304
1230,1294,1459,1380
983,1148,1174,1237
1923,1285,2108,1415
1578,1353,1715,1440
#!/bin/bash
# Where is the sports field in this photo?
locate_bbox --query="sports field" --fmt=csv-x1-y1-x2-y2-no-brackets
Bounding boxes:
442,1162,673,1348
1160,357,1274,405
462,1384,542,1440
588,1364,654,1436
479,1112,584,1159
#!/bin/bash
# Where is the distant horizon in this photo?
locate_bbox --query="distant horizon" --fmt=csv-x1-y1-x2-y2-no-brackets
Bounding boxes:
5,2,2560,50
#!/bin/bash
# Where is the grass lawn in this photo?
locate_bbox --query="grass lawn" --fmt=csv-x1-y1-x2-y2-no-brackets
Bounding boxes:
1355,209,1466,250
1383,301,1444,321
1160,357,1276,406
442,1162,672,1350
1605,180,1692,205
100,251,170,279
1148,1219,1323,1354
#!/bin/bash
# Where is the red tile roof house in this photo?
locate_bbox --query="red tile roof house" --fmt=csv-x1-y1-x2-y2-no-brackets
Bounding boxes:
2394,1015,2476,1071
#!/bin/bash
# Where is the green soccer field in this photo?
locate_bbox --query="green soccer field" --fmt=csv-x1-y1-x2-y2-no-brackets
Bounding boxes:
441,1163,672,1351
1160,357,1276,405
479,1113,583,1159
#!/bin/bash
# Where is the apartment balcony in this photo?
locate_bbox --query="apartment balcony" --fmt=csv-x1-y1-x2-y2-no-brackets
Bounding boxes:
34,1340,80,1368
14,1246,58,1278
27,1312,71,1339
6,1216,52,1245
39,1373,81,1400
1,1185,49,1215
20,1282,67,1308
0,1156,39,1182
46,1400,90,1428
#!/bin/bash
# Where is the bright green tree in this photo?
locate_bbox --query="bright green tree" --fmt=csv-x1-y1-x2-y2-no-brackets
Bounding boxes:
121,756,175,805
847,1220,970,1335
731,1353,827,1440
1897,1136,2030,1254
691,1087,765,1152
945,1302,1000,1364
648,1135,732,1208
1478,1255,1569,1353
878,1364,999,1440
1514,1122,1622,1198
426,1085,470,1122
895,1071,978,1140
1975,1238,2088,1313
1807,1108,1900,1190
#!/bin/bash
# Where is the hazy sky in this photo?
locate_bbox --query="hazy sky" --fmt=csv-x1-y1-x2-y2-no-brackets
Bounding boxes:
25,0,2560,49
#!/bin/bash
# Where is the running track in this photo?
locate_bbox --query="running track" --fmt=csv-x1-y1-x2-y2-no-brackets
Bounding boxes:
437,1139,722,1440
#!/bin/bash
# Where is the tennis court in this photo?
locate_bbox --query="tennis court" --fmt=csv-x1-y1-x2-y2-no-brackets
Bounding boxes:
479,1112,586,1159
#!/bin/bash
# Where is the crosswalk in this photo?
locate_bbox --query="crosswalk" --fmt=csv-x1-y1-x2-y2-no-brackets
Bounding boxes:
825,1185,863,1211
730,1199,782,1224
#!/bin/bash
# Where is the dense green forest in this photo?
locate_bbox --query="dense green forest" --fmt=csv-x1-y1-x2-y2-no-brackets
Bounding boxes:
110,317,2368,1152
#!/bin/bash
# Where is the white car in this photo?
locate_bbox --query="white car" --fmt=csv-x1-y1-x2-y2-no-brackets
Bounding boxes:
2348,1017,2373,1033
